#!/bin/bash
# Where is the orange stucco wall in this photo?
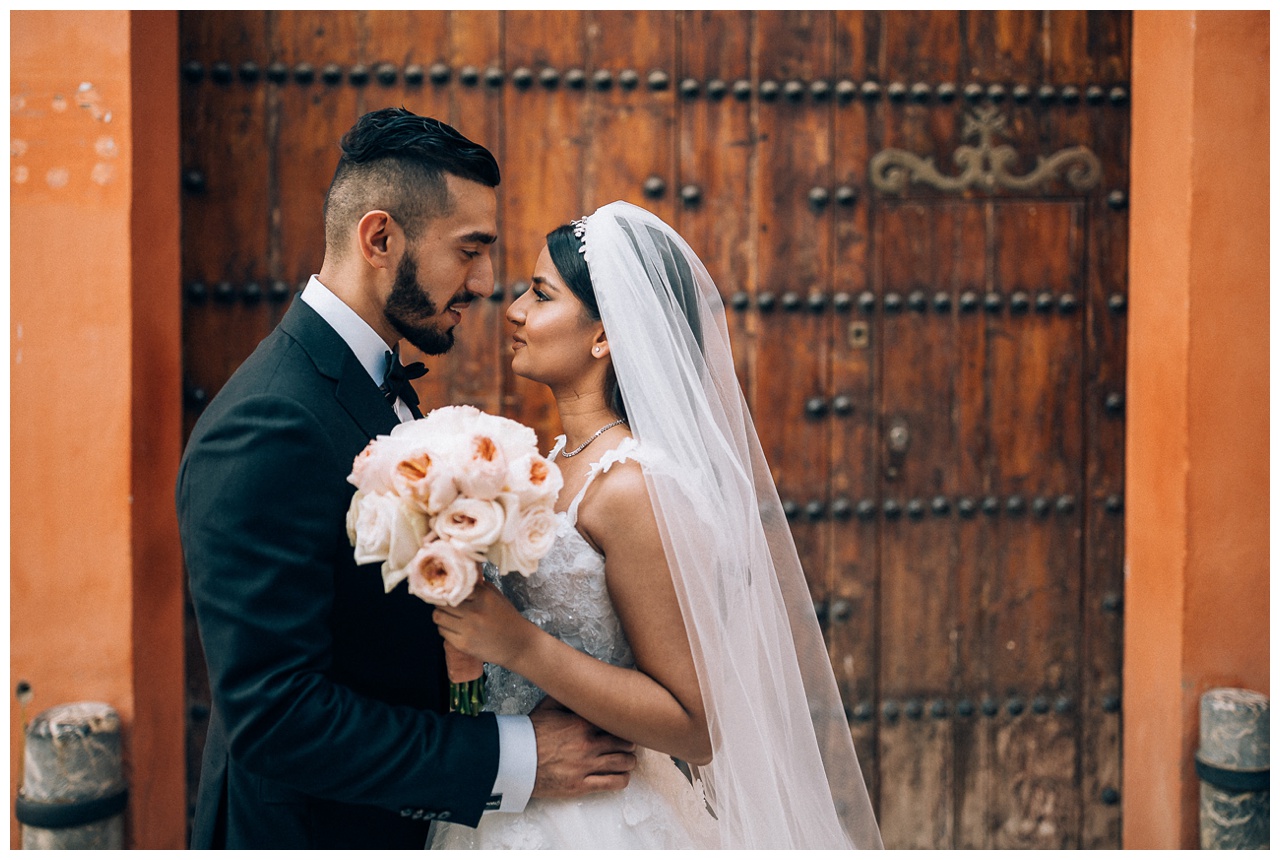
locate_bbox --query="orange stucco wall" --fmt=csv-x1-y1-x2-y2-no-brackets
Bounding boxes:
10,10,185,848
1126,10,1270,849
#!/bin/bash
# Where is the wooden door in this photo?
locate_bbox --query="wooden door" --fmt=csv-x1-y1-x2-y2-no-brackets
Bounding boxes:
178,11,1128,847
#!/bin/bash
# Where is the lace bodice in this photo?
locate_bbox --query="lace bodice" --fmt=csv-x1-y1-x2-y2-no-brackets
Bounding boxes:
483,437,643,716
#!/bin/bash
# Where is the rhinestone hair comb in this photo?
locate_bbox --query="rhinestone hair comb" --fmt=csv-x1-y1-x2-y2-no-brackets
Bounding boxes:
571,217,588,254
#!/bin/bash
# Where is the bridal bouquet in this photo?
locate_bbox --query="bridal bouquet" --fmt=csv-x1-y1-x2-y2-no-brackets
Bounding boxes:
345,405,563,714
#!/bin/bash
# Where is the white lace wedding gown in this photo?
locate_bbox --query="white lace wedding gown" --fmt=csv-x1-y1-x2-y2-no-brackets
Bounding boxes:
431,438,718,850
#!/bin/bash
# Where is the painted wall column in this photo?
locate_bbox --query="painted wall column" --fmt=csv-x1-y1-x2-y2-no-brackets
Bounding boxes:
10,10,185,848
1126,10,1270,849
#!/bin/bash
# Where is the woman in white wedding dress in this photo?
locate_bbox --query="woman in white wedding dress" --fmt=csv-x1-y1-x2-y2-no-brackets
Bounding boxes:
432,202,882,850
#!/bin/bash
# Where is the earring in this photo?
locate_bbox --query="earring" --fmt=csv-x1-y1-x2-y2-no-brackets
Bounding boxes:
593,346,601,355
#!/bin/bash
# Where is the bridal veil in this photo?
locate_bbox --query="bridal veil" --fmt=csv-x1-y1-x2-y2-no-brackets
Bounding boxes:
579,201,882,849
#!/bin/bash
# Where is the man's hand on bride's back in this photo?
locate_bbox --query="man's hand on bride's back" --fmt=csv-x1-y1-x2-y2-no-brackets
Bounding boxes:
528,698,637,797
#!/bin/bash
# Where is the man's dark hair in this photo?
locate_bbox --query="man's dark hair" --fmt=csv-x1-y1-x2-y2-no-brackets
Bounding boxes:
323,107,500,253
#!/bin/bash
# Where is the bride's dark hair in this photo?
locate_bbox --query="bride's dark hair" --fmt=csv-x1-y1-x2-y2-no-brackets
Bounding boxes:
547,220,706,424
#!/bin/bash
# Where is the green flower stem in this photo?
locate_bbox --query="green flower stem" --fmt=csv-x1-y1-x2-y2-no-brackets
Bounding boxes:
449,679,486,716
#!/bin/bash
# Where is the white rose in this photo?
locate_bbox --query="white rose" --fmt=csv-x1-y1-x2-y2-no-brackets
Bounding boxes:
348,491,430,592
348,434,422,494
390,448,460,515
456,434,509,500
433,497,506,559
411,404,483,441
406,538,480,607
488,493,558,576
507,453,564,506
474,411,539,459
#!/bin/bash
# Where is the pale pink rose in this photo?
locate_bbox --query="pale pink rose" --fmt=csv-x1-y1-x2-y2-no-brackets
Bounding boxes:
474,410,538,458
411,404,483,443
488,494,558,576
455,434,509,500
406,539,480,607
390,449,460,515
433,497,506,559
348,434,422,494
506,453,564,506
348,491,430,592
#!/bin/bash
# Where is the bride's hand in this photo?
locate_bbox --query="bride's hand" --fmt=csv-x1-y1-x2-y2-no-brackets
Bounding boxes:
432,581,533,667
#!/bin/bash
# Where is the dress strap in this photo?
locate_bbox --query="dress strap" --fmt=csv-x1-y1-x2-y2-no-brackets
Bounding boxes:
564,437,642,526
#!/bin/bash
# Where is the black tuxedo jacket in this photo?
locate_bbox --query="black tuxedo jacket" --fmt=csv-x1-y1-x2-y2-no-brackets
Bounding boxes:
177,298,500,849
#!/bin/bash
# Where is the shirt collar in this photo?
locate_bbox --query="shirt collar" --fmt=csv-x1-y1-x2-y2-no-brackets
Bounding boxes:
299,275,390,386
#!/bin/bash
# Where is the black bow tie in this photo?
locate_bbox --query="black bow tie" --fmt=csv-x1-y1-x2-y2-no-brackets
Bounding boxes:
380,347,427,420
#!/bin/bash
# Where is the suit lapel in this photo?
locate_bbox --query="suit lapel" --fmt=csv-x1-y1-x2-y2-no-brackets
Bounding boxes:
279,298,400,439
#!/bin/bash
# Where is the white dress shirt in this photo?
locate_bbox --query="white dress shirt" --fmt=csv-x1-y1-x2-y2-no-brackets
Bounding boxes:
300,275,537,814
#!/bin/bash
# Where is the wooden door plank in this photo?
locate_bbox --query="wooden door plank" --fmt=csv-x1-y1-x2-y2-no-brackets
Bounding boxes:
831,7,880,809
497,10,588,448
963,11,1044,84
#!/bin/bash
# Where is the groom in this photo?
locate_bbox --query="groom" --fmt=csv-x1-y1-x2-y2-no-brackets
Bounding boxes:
177,108,636,849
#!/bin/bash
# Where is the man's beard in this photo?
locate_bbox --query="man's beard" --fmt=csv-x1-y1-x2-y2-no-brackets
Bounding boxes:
384,251,458,356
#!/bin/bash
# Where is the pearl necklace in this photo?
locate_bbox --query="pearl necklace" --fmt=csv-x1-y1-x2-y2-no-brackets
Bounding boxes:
560,419,627,458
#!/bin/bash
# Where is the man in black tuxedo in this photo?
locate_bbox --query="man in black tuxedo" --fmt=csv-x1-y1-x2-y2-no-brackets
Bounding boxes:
177,108,636,849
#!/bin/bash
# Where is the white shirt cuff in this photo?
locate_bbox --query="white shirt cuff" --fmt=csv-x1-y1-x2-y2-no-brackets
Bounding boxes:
490,714,536,814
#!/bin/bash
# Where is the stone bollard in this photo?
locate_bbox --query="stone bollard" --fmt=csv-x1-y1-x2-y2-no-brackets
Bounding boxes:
15,701,128,849
1197,687,1269,849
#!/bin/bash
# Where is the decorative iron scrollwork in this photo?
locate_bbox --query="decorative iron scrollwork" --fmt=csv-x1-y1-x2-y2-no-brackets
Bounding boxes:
870,105,1102,195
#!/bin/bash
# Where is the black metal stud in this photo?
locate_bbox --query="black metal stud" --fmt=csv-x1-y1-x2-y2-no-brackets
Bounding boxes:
1060,84,1080,104
805,500,825,521
266,62,288,83
510,280,529,299
804,396,826,417
349,64,370,86
907,291,927,312
1109,293,1127,313
214,281,236,303
835,186,857,206
182,170,206,193
182,61,205,83
1101,787,1120,806
317,63,339,85
487,283,504,303
910,82,931,102
241,281,262,303
186,281,207,302
784,80,805,102
679,77,700,98
959,291,979,312
860,81,881,100
931,699,949,719
757,292,776,312
647,70,669,90
293,62,314,84
932,496,950,515
619,69,639,90
1059,293,1078,313
853,701,874,722
782,499,799,520
1102,593,1122,613
1032,696,1050,714
1105,494,1123,513
1035,291,1055,312
731,291,750,311
459,65,480,86
831,497,853,520
643,176,666,199
1085,85,1105,105
376,63,397,86
982,496,1000,515
733,79,752,101
680,185,702,206
511,67,534,89
1006,495,1026,515
1037,84,1056,103
984,291,1003,312
1102,695,1121,713
1032,496,1050,516
981,697,999,717
1055,696,1074,714
808,187,830,209
1012,83,1032,103
211,62,233,84
270,280,290,302
933,292,952,312
429,63,451,84
484,67,504,88
808,291,827,313
883,499,902,519
956,699,975,717
882,292,903,313
836,80,857,103
987,83,1006,102
887,81,907,102
1109,86,1129,106
857,291,876,312
811,80,831,101
906,499,925,519
186,386,208,410
759,79,779,101
963,82,983,102
1007,697,1026,717
539,67,560,88
936,82,957,102
1010,291,1030,313
780,290,802,310
832,395,852,416
1105,392,1124,415
1056,494,1076,513
707,79,727,100
856,500,876,520
958,497,977,517
404,64,425,86
882,700,900,721
906,699,924,720
1107,190,1128,210
565,68,586,89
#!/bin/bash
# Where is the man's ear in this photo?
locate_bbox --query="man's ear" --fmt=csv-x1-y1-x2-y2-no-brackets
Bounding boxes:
356,210,397,269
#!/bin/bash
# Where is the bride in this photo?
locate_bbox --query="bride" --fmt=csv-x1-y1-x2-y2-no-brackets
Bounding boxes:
431,201,882,850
